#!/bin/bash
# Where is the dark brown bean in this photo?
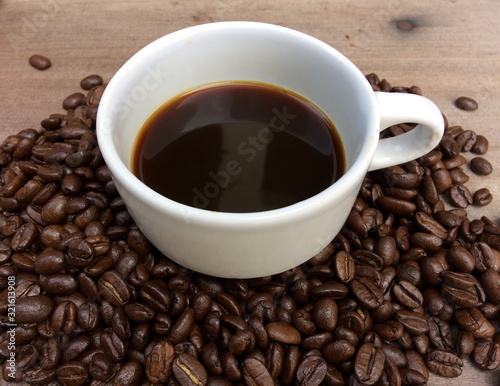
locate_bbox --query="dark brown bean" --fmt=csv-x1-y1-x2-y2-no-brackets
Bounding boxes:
471,135,488,154
81,74,104,90
15,295,54,324
265,321,301,344
354,343,385,385
472,338,500,370
172,353,208,386
470,156,493,175
455,96,478,111
56,361,88,385
454,307,495,339
449,185,474,208
145,341,174,383
296,355,327,386
29,54,52,70
425,349,463,377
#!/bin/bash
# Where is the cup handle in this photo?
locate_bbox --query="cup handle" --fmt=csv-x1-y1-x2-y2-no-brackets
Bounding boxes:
368,91,445,172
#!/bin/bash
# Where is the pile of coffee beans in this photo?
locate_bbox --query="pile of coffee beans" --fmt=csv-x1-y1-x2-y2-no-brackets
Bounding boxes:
0,72,499,385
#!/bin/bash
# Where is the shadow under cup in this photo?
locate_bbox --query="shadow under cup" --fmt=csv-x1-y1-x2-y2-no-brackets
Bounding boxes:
97,22,379,278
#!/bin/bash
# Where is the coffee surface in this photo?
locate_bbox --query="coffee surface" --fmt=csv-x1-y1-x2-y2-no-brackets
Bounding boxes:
132,81,345,212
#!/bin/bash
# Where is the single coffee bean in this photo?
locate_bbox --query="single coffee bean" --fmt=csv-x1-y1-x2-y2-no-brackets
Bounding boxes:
472,338,500,370
456,330,476,359
354,343,385,385
221,351,242,381
81,74,104,90
425,349,463,377
56,361,88,385
97,270,131,306
480,268,500,305
228,330,255,357
392,280,423,309
395,310,430,335
145,341,175,383
454,307,495,339
172,353,208,386
376,196,416,215
455,96,478,111
242,358,273,386
15,295,54,324
265,321,301,345
471,134,489,154
312,298,338,332
51,300,77,334
296,355,327,386
112,360,143,386
470,157,493,176
473,188,493,206
449,184,474,208
29,54,52,70
373,320,404,342
350,277,384,310
322,339,356,363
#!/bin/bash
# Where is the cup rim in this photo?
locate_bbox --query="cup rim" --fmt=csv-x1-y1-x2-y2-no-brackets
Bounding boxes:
96,21,379,224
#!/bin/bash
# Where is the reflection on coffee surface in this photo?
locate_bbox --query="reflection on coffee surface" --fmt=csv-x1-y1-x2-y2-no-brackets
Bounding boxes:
132,81,345,212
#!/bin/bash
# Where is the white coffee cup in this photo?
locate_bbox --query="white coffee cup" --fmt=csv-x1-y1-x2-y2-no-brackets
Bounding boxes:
97,22,444,278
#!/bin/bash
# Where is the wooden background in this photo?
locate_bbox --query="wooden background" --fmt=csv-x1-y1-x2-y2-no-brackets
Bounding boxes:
0,0,499,384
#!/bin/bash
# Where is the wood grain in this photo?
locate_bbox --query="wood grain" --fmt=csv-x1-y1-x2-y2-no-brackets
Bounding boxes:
1,0,500,384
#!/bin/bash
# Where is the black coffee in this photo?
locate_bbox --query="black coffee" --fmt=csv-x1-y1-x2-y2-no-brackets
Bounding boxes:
132,81,345,212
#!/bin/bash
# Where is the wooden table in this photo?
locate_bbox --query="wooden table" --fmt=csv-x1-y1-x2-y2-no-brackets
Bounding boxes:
0,0,499,384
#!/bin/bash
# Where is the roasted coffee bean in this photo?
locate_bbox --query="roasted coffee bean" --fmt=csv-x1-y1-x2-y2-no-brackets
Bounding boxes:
322,339,356,363
455,307,495,339
425,349,463,377
470,156,493,175
455,96,479,111
395,310,429,335
112,359,143,386
447,245,475,273
56,361,88,385
456,330,475,359
242,357,273,386
354,343,385,385
168,307,195,345
265,321,301,344
296,355,327,386
473,188,493,206
15,295,54,324
29,54,52,70
333,251,355,283
221,351,241,381
172,353,208,385
480,268,500,304
471,134,489,154
228,329,255,357
312,298,338,332
376,196,416,215
81,74,104,90
449,184,473,208
472,338,500,370
51,300,77,334
43,273,78,295
350,277,384,309
373,320,404,342
97,270,131,306
124,302,156,323
77,302,100,331
392,280,423,309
